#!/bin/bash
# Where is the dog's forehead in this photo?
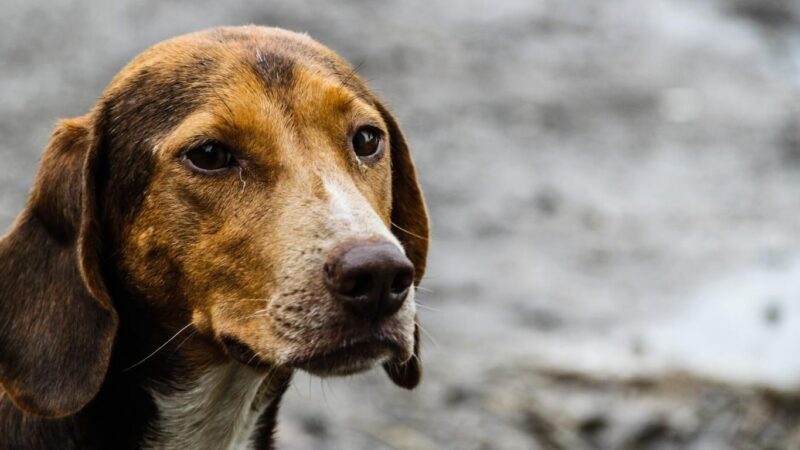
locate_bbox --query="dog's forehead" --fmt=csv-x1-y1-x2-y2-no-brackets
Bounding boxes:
106,26,355,99
99,26,373,150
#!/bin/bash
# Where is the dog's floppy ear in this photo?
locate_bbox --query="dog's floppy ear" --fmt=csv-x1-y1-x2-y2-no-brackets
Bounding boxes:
379,103,429,283
376,102,429,390
0,114,118,418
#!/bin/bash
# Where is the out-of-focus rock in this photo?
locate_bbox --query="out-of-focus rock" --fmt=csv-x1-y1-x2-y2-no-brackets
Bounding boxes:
727,0,799,28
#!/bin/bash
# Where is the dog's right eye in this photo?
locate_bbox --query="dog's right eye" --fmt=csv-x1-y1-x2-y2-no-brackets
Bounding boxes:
183,143,237,173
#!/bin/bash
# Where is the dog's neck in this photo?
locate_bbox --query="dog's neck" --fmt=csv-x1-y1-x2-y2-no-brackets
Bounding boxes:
83,289,292,450
141,362,290,450
108,302,293,450
0,331,292,450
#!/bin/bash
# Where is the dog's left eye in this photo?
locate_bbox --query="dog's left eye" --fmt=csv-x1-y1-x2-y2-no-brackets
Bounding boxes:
183,143,237,173
351,126,384,159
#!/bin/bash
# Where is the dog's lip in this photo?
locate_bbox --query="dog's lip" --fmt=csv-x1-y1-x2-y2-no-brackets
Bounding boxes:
286,336,402,376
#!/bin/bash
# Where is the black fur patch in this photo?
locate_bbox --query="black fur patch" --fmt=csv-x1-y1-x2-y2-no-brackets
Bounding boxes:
253,51,295,88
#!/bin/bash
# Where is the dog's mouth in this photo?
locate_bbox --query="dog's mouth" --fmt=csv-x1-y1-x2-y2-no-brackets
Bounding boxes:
287,337,403,376
221,334,404,376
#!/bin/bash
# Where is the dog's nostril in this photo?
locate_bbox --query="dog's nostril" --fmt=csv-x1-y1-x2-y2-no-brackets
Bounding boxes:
344,273,373,297
390,269,414,295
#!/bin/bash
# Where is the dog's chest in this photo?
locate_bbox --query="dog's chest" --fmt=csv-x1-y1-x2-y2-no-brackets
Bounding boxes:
143,364,271,450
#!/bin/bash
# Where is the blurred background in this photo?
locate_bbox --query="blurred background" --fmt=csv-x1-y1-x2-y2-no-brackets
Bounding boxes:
2,0,800,448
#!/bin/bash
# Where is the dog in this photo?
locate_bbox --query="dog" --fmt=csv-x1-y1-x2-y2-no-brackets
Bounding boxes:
0,26,428,449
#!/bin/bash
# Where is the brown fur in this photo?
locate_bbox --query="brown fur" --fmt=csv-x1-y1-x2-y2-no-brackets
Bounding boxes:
0,26,428,449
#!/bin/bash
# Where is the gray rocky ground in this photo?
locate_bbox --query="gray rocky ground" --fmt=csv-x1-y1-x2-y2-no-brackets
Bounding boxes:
2,0,800,448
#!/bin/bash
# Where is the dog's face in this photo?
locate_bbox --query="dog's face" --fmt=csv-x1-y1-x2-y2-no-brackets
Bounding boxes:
0,27,428,418
117,28,418,376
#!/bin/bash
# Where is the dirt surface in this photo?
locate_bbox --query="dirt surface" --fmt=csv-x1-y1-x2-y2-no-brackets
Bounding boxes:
2,0,800,448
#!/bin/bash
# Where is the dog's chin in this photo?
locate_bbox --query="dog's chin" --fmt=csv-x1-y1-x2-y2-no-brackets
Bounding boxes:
287,338,405,377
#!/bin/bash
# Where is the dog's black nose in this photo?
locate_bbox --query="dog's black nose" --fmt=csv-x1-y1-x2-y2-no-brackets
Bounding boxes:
324,241,415,319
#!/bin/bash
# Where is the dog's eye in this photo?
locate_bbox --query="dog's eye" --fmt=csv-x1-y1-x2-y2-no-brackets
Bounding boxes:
351,126,384,159
184,143,236,172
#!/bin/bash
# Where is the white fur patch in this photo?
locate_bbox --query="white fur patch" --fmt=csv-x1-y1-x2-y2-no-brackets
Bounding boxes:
323,178,403,250
143,364,272,450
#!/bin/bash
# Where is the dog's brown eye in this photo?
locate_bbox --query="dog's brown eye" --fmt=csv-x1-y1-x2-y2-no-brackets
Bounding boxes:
352,126,384,159
184,143,236,172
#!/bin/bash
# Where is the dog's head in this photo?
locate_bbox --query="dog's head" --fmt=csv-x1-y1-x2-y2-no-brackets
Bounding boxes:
0,26,428,418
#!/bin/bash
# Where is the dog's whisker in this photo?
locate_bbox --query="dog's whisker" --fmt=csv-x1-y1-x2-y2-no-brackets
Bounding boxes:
319,377,331,411
415,286,434,293
209,85,237,130
390,221,428,241
417,322,439,349
123,323,194,372
220,298,270,303
415,303,439,312
245,350,260,367
339,62,365,91
414,296,440,310
263,363,283,393
174,328,199,352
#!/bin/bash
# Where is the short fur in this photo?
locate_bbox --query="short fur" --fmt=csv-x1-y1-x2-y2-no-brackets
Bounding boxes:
0,26,428,449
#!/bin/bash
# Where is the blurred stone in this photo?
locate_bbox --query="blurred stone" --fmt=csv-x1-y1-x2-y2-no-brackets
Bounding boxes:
580,209,605,231
514,305,564,332
299,414,328,439
540,102,573,133
622,417,672,449
376,425,439,450
532,187,563,217
763,300,783,326
780,116,800,166
727,0,798,28
660,87,703,124
443,384,480,407
577,414,609,439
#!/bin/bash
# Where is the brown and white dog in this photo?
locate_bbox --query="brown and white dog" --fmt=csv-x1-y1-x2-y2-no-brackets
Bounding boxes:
0,26,428,449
